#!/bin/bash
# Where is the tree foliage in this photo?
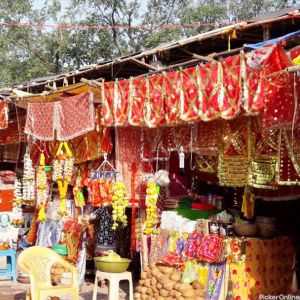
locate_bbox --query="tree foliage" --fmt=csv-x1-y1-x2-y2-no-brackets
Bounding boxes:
0,0,298,87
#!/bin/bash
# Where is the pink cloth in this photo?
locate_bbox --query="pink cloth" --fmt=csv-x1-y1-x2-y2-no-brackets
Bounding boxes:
25,90,94,141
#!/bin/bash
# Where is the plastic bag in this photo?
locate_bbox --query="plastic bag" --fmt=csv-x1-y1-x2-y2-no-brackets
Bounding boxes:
182,259,198,284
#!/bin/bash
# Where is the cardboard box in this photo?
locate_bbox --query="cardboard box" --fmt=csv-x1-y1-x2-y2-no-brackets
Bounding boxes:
196,219,210,234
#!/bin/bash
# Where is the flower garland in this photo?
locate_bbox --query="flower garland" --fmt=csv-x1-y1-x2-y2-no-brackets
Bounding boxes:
13,152,35,204
22,153,35,203
52,142,74,216
37,153,49,222
143,182,159,235
111,182,129,230
11,182,24,227
12,152,36,226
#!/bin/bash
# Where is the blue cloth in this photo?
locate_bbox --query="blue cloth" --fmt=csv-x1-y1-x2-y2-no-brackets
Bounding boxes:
245,29,300,49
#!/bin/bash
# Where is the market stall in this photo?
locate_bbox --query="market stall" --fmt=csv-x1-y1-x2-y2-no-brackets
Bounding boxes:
0,8,299,300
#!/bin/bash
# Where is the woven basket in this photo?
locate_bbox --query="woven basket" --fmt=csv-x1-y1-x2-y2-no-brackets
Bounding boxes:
234,223,258,237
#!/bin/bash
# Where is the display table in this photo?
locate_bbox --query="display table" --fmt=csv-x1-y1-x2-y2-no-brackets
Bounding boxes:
229,236,295,299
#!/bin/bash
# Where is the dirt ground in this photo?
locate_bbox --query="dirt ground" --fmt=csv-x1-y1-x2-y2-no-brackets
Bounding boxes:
0,277,132,300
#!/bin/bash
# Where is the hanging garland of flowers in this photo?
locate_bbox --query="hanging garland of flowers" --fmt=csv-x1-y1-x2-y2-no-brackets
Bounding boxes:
12,179,24,227
37,153,49,222
52,142,74,216
22,153,35,203
111,181,129,230
143,182,159,235
12,152,36,226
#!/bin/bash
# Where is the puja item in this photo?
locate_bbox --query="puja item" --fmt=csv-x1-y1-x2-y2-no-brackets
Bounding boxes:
241,188,255,219
205,263,226,300
36,153,50,222
143,182,159,235
13,151,35,209
111,181,129,230
196,219,210,235
134,262,205,300
223,237,246,263
52,142,74,216
209,221,220,235
218,221,234,236
21,153,36,203
62,219,84,263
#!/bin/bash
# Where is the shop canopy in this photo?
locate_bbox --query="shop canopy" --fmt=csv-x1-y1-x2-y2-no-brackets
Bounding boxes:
0,7,299,127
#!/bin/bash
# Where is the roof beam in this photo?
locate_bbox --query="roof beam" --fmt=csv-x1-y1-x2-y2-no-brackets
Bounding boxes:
130,57,159,71
178,47,217,63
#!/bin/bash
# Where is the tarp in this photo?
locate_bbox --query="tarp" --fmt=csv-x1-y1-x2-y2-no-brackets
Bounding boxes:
244,29,300,49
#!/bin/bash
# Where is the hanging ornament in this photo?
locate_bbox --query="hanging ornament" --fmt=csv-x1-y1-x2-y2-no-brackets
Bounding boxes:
52,142,74,216
13,179,22,205
36,153,50,222
22,153,36,203
37,203,46,222
111,181,129,230
143,182,159,235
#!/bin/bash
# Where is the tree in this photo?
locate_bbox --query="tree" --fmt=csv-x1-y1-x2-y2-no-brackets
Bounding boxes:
0,0,298,87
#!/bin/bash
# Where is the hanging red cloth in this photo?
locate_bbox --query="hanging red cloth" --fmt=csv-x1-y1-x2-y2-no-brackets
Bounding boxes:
101,81,115,126
0,101,8,130
180,66,201,122
115,79,130,125
145,74,166,127
259,45,298,129
220,54,242,119
128,77,147,126
199,60,220,121
164,71,181,124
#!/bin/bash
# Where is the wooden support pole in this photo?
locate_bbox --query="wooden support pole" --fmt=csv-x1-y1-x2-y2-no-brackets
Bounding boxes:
179,47,217,63
131,57,159,71
45,85,57,91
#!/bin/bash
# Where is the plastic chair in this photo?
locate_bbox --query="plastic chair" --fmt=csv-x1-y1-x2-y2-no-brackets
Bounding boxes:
17,246,79,300
93,270,133,300
0,249,17,283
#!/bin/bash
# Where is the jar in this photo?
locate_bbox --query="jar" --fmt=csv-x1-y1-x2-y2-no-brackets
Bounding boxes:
209,221,219,235
219,221,234,236
219,222,226,236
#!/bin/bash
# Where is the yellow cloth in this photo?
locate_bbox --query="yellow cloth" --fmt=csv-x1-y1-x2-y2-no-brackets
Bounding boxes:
229,237,295,299
196,262,210,288
241,189,255,219
293,54,300,65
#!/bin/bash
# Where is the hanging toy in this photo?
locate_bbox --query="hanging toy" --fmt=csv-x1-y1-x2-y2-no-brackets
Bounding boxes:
36,153,50,222
111,181,129,230
143,182,159,235
52,142,74,216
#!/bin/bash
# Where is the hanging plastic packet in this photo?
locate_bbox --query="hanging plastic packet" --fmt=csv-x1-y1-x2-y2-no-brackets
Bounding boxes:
182,259,199,284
